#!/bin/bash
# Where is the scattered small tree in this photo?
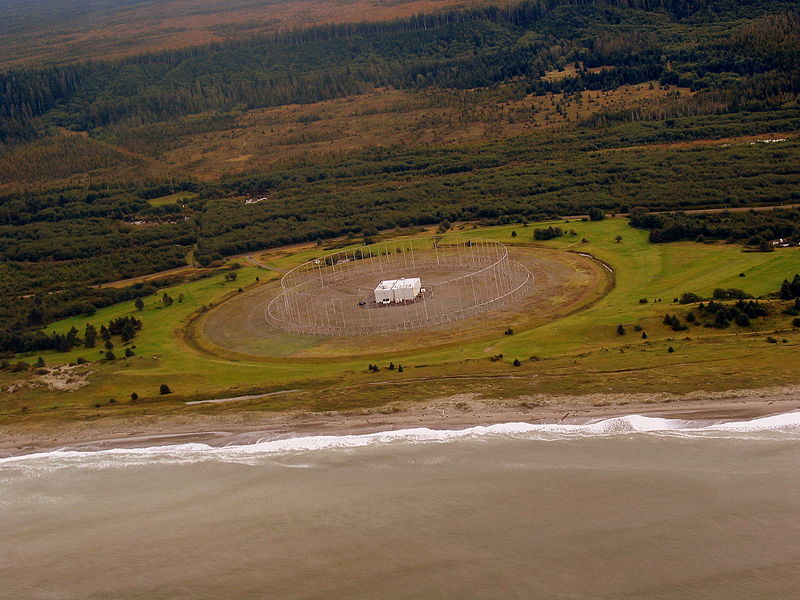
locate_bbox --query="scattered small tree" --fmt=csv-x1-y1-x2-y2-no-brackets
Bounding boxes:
668,346,675,353
130,392,139,401
615,235,623,243
125,348,135,357
35,356,45,368
159,384,172,395
641,331,648,339
513,358,521,367
588,207,604,221
617,324,626,335
511,230,517,238
84,324,97,347
162,293,174,307
135,298,145,311
105,351,115,360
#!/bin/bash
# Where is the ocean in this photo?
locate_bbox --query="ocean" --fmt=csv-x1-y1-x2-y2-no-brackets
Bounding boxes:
2,413,800,599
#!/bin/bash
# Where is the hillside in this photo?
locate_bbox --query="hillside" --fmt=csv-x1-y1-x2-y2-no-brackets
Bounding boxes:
1,0,799,373
0,0,475,68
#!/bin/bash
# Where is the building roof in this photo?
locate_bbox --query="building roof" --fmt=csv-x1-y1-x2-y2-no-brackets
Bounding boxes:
375,279,398,291
392,278,421,289
374,277,420,292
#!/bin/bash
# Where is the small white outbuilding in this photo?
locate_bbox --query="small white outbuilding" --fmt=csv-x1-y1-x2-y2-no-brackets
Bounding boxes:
374,277,422,304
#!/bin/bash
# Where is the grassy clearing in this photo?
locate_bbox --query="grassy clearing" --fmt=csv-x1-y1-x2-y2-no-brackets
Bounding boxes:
2,218,799,424
147,191,198,207
157,84,691,179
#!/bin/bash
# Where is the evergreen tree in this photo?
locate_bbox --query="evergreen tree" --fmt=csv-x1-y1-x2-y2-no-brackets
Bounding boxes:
84,324,97,348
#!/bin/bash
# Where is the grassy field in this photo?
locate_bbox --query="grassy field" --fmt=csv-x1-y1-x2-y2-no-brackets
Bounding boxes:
2,218,799,425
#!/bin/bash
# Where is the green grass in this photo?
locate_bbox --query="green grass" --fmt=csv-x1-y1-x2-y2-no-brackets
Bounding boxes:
3,218,800,424
147,191,198,207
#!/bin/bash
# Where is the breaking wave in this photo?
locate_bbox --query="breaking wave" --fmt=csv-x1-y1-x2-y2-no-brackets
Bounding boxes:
2,411,799,471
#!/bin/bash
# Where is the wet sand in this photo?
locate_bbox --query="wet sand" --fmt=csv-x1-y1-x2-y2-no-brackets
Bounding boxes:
2,384,799,458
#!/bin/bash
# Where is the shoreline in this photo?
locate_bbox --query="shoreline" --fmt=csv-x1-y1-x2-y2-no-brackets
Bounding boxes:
2,385,800,459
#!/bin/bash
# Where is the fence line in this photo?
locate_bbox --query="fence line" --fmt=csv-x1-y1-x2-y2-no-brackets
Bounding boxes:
265,237,533,336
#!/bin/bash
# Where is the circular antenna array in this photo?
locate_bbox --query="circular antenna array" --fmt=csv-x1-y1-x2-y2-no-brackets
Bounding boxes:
266,237,532,336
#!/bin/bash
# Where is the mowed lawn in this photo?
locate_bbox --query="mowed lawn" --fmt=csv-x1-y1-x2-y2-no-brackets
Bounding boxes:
3,219,800,418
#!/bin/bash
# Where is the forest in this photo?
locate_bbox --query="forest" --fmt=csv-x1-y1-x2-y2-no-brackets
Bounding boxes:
1,0,799,346
629,207,800,244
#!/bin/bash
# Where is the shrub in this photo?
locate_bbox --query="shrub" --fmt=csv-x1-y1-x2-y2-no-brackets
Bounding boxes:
588,207,604,221
668,346,675,353
679,292,703,304
617,324,626,335
159,384,172,395
533,226,563,241
713,288,751,300
130,392,139,401
793,318,800,327
512,358,521,367
639,298,648,304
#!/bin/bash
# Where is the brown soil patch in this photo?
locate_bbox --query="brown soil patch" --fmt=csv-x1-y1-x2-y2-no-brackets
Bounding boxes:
196,246,609,359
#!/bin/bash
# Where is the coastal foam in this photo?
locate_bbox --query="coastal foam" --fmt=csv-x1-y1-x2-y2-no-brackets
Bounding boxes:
2,411,799,470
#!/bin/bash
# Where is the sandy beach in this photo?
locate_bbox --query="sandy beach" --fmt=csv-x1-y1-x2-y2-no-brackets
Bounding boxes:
2,384,799,458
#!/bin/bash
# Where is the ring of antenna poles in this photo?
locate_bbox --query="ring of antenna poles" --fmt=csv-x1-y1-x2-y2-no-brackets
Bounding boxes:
266,236,532,336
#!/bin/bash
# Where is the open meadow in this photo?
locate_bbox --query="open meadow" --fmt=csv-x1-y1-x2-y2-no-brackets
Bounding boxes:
2,218,799,433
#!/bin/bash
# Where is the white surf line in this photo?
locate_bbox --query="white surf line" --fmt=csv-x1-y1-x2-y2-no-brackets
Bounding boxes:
185,390,302,405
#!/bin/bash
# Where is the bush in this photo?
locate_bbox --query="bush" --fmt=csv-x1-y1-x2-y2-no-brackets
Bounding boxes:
793,317,800,327
668,346,675,353
617,324,626,335
533,226,563,241
639,298,648,304
713,288,751,300
159,384,172,395
588,207,604,221
512,358,521,367
679,292,703,304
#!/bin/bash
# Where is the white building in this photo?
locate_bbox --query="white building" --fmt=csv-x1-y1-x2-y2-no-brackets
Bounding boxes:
374,278,422,304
